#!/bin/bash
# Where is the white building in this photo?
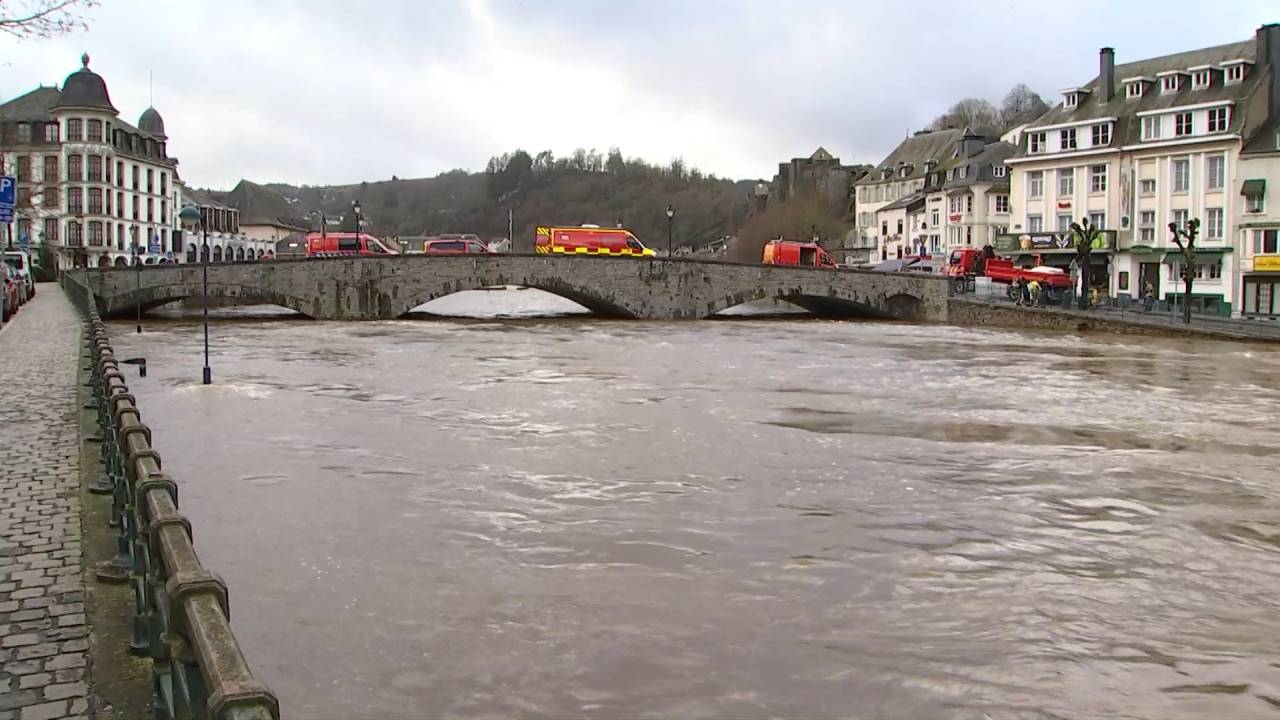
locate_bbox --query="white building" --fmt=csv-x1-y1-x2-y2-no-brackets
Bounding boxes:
179,185,276,262
1006,24,1280,317
0,55,181,269
1238,120,1280,317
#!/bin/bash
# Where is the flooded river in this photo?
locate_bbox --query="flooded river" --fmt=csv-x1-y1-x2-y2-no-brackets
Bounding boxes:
108,291,1280,719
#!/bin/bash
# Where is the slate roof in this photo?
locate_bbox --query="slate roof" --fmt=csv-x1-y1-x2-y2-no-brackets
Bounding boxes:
183,186,230,210
1017,39,1262,153
224,180,309,230
0,87,60,121
51,55,118,113
138,107,166,138
1242,117,1280,155
881,192,927,212
944,141,1017,191
855,129,964,186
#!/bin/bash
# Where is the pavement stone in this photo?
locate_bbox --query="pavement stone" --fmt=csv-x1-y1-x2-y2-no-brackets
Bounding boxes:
0,286,91,715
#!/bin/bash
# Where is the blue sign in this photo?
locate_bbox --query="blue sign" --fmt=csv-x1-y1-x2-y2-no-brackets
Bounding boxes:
0,175,14,223
148,234,161,254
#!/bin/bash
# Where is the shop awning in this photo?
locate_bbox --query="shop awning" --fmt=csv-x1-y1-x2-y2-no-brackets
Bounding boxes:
1241,179,1266,197
1162,249,1230,262
1125,244,1161,255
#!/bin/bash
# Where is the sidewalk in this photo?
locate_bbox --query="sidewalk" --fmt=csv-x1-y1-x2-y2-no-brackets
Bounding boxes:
0,285,91,719
960,293,1280,342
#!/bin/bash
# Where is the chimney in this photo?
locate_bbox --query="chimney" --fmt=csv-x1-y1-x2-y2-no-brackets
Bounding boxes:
1258,24,1280,117
1099,47,1115,102
961,129,985,158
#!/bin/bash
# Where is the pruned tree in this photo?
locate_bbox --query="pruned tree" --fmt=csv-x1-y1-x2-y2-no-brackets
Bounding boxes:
1169,218,1200,324
0,0,96,38
999,84,1049,130
928,98,999,132
1069,217,1102,310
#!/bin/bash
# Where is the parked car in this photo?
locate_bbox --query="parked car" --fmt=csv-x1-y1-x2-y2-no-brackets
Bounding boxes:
423,238,494,255
3,250,34,302
1,263,21,321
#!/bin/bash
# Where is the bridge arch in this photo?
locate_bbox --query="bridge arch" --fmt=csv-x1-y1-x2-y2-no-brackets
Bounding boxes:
702,286,923,320
96,281,317,318
392,274,646,319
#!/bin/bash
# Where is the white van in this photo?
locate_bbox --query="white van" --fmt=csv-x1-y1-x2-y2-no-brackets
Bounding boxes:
2,250,35,302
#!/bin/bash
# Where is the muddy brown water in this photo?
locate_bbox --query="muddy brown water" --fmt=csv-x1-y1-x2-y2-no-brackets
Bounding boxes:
108,291,1280,719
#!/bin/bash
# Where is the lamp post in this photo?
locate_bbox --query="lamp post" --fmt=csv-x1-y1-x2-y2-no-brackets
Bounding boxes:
352,200,363,237
179,205,212,385
665,204,675,256
132,241,142,333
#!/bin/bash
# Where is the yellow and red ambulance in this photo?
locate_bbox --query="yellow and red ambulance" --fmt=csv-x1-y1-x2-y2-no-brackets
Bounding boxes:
535,225,656,257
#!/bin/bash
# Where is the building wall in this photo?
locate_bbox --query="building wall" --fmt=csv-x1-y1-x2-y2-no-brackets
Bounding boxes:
1238,150,1280,315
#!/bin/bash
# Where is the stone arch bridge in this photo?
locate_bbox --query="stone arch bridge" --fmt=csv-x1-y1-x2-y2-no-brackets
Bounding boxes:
74,255,950,322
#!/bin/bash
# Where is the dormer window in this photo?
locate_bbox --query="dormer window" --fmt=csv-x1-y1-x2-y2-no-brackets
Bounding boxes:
1028,132,1046,154
993,165,1006,178
1223,61,1246,85
923,161,936,173
899,165,912,178
1126,80,1145,99
958,166,968,180
946,169,954,181
1161,75,1180,94
1191,70,1211,89
1064,93,1078,109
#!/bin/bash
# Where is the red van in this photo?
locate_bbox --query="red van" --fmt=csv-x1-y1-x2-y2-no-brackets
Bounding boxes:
762,239,837,268
535,225,655,256
305,232,396,257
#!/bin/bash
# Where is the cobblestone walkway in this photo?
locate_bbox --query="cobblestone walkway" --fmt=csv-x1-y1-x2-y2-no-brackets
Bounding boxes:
1,286,90,720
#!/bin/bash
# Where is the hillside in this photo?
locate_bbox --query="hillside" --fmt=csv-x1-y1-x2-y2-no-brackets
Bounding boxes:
253,150,759,252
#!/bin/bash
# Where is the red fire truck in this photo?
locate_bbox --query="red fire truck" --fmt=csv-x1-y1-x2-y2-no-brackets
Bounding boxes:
535,225,655,256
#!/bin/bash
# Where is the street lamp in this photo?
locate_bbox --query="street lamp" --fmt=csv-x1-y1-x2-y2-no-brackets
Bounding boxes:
665,204,675,256
132,241,142,333
178,205,212,385
352,200,363,237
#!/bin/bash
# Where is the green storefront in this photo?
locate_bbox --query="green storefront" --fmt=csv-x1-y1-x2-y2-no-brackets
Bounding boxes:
992,231,1117,292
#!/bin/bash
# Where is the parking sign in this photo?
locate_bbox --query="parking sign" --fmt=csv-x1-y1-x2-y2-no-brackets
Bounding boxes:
0,176,15,223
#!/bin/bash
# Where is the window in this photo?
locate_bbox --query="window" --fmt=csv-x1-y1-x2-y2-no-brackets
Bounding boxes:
1206,155,1225,190
1247,192,1265,214
1175,112,1193,137
1091,123,1111,146
1089,212,1106,229
994,195,1009,213
1061,128,1077,150
105,190,111,215
88,188,102,214
1027,215,1043,232
1172,158,1190,192
881,221,888,236
1172,209,1189,230
44,186,59,207
1119,271,1130,291
1225,64,1244,84
1064,93,1078,109
116,161,123,187
965,227,972,245
1140,178,1156,195
87,119,102,142
993,165,1006,178
1126,81,1144,99
115,192,122,218
160,173,168,195
147,169,154,193
1207,107,1228,133
1161,75,1179,93
66,118,82,141
67,187,82,213
931,210,940,226
1057,214,1073,231
161,199,167,221
1140,227,1155,242
1206,208,1223,239
1058,168,1074,196
67,221,82,246
946,169,954,181
1140,210,1156,226
88,155,102,182
16,187,31,206
965,195,973,213
959,166,968,179
896,219,903,234
1192,70,1210,89
132,166,139,189
131,196,139,220
1142,116,1162,140
67,154,82,181
1028,171,1044,197
147,198,154,222
44,218,58,242
43,123,58,142
14,155,30,181
1255,229,1279,254
89,221,104,246
1090,165,1107,193
1029,132,1046,154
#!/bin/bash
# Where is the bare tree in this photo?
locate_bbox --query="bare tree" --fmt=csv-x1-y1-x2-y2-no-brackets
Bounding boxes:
0,0,97,39
1169,218,1200,324
999,84,1049,130
928,98,999,132
1069,217,1102,310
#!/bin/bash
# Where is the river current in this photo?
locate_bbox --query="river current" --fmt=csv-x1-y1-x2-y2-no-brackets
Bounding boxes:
109,290,1280,719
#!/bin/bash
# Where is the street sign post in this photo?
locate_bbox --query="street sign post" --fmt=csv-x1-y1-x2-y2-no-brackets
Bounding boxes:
0,175,15,225
148,233,161,255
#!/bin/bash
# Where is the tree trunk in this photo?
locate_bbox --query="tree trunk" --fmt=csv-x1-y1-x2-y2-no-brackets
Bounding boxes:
1078,252,1091,309
1183,272,1194,324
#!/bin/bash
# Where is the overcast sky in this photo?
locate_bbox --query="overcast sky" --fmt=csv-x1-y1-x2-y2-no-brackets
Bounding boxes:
2,0,1275,189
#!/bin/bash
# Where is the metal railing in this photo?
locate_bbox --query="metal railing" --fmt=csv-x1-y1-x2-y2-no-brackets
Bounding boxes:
64,273,280,720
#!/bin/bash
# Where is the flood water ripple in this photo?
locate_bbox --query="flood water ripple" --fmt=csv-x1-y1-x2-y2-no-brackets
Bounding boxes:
111,295,1280,719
